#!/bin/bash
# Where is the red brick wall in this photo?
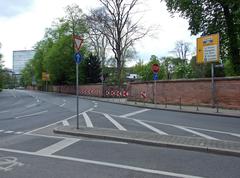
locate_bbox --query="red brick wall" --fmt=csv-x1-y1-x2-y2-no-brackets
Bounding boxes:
128,77,240,109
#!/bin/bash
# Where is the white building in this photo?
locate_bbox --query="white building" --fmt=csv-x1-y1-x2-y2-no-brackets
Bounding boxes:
13,50,35,75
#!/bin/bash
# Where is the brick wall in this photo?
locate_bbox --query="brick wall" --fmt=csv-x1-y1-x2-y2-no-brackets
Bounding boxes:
128,77,240,109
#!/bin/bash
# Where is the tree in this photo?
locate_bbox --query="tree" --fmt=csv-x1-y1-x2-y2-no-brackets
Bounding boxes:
25,5,89,87
0,42,3,91
133,55,166,81
164,0,240,74
90,0,150,85
86,53,101,83
173,40,191,60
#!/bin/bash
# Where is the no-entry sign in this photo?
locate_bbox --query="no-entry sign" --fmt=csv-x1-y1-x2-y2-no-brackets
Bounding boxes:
152,64,160,73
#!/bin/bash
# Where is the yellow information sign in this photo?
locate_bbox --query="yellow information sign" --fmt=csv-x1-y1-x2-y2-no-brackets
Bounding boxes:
196,33,220,64
42,72,50,81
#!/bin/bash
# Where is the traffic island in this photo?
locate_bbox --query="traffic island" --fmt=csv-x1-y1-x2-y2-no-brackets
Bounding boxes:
54,126,240,157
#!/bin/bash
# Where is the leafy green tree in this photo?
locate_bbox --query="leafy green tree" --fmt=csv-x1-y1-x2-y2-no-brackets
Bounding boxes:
0,43,3,91
133,55,166,81
22,5,89,87
164,0,240,74
20,62,33,87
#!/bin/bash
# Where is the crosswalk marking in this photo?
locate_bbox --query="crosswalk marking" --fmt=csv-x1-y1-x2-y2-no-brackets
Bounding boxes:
134,119,168,135
174,126,218,140
103,114,127,131
83,112,93,128
35,138,79,155
119,109,150,118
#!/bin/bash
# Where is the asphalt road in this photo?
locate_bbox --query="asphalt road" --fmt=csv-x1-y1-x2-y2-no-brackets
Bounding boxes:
0,89,240,178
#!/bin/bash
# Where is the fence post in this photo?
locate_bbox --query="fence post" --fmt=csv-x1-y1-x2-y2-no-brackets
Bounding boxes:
179,97,182,110
165,97,167,108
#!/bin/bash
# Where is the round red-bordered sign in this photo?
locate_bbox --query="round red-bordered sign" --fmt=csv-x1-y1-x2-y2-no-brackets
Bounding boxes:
151,64,160,73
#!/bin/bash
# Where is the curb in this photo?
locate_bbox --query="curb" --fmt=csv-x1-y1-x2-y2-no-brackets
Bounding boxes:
54,126,240,157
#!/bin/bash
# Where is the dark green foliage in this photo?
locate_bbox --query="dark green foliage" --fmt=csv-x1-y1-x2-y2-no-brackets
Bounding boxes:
86,53,101,83
164,0,240,74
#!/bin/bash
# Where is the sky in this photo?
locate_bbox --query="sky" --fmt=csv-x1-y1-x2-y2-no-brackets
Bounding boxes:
0,0,197,69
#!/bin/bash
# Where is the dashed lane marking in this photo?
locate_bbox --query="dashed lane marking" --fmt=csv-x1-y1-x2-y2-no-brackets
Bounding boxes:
0,110,10,114
119,109,151,118
103,113,127,131
25,103,37,108
15,110,48,119
4,131,14,134
0,130,24,135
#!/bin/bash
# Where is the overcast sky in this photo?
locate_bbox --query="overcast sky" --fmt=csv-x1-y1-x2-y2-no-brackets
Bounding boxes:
0,0,197,69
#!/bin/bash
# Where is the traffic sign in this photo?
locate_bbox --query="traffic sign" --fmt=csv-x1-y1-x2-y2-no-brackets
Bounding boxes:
152,64,160,73
73,35,83,51
153,73,158,80
74,52,82,64
42,72,50,81
197,33,220,64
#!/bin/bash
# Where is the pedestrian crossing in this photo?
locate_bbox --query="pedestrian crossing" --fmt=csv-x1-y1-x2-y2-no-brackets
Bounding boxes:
65,110,240,142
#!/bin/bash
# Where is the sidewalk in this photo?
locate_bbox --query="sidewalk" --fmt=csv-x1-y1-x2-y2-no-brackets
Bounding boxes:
79,96,240,118
54,126,240,157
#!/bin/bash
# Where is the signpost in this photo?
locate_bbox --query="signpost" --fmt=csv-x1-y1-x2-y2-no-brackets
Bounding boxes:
73,36,83,129
42,72,50,92
152,64,160,104
197,33,220,107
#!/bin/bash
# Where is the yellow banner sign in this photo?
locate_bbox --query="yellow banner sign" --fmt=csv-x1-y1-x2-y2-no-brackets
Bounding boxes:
196,33,220,64
42,72,50,81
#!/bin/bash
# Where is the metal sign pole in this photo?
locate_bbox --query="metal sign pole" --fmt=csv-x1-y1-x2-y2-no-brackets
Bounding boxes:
211,63,215,107
76,63,79,129
154,79,156,104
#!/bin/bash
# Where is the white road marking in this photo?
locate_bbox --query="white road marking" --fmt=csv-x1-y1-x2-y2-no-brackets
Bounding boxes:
83,112,93,128
26,133,73,139
134,119,168,135
62,120,70,126
0,130,4,132
92,111,240,141
0,110,10,114
35,138,79,155
15,110,48,119
14,132,23,135
174,126,218,140
0,156,24,172
94,104,98,108
103,114,127,131
0,148,205,178
120,109,150,118
59,103,65,107
24,108,93,135
4,131,14,134
25,103,37,108
230,133,240,138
